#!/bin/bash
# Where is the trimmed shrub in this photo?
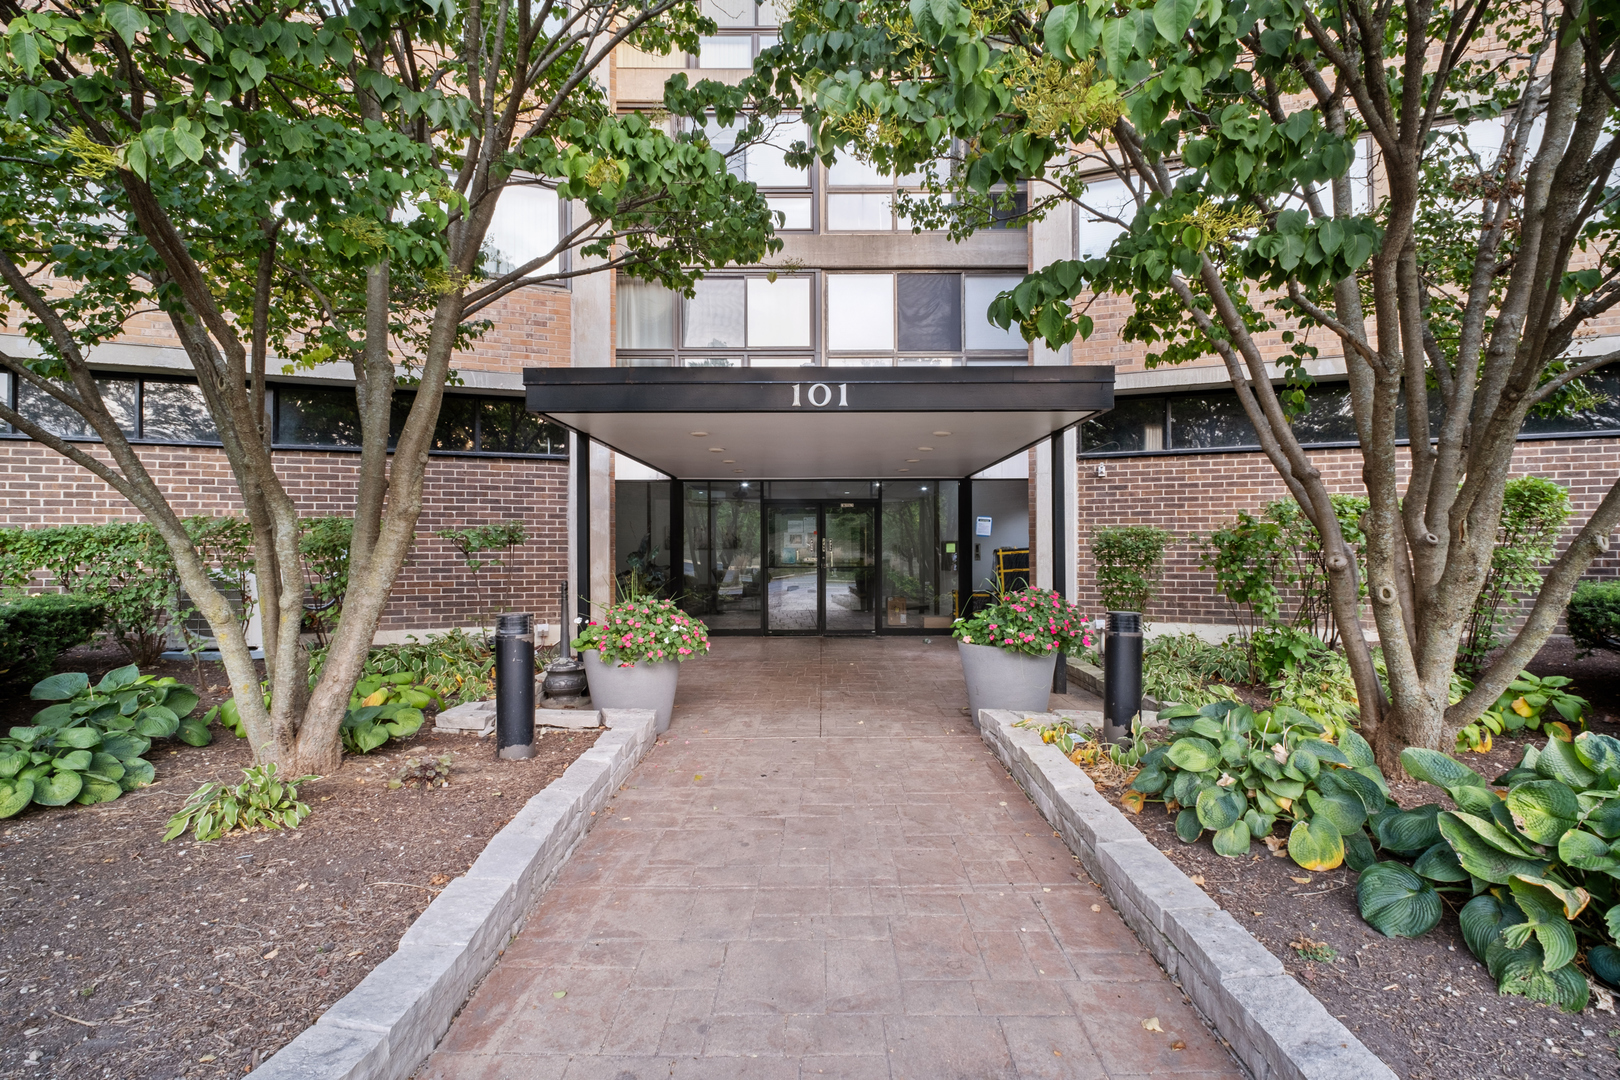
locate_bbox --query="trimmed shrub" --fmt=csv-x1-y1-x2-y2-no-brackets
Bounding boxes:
0,594,106,683
1090,525,1174,614
1567,581,1620,654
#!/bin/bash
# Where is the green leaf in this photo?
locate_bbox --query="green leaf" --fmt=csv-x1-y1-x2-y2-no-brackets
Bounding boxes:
0,777,33,817
1288,817,1344,870
1175,807,1202,843
176,717,213,747
31,672,88,701
135,705,179,739
1588,944,1620,990
1534,737,1597,789
1492,940,1590,1012
1305,786,1367,835
1212,819,1251,857
54,727,101,750
1337,729,1376,768
1195,785,1245,830
1557,828,1620,871
1458,892,1518,960
160,686,201,719
96,664,140,692
1411,841,1469,882
54,749,92,771
103,2,150,47
1343,828,1378,872
31,769,83,806
1151,0,1197,41
1437,813,1551,883
1400,747,1487,791
73,776,122,805
1167,737,1219,773
0,749,27,778
1357,862,1443,938
119,757,154,790
1607,902,1620,942
1504,780,1580,845
1573,731,1620,777
1371,804,1441,855
98,732,150,761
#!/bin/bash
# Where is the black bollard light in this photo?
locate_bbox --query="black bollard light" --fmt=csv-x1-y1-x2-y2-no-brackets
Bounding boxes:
495,612,535,760
1102,611,1143,746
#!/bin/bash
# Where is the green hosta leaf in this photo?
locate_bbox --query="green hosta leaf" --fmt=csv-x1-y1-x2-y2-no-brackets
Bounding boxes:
1557,828,1620,872
1243,808,1276,839
119,758,154,790
1573,731,1620,777
1607,902,1620,941
135,705,180,739
1400,747,1487,791
32,770,83,806
1170,769,1207,807
1322,767,1387,815
88,753,125,782
1288,817,1344,870
1535,737,1597,789
95,664,141,693
1306,787,1367,835
1338,729,1376,768
1372,804,1442,855
73,776,122,805
1167,737,1220,773
98,732,150,761
1212,819,1251,857
1504,780,1580,845
1589,945,1620,990
1437,813,1552,883
1286,747,1320,781
383,707,425,738
54,727,101,750
1459,892,1520,960
1263,777,1305,801
54,749,92,771
1451,784,1503,816
1502,877,1582,971
31,672,89,701
1357,862,1443,938
176,717,213,747
1196,785,1245,831
1175,807,1202,843
0,777,33,817
1493,940,1590,1013
161,687,201,719
0,749,27,778
1343,828,1378,872
30,703,75,726
1297,738,1350,766
1585,798,1620,839
1412,841,1469,882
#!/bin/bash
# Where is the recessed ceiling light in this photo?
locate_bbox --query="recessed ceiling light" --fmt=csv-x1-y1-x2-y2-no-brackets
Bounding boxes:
709,447,725,452
690,431,709,437
917,446,934,451
723,459,735,463
907,459,920,463
933,431,952,437
898,468,910,472
732,469,743,473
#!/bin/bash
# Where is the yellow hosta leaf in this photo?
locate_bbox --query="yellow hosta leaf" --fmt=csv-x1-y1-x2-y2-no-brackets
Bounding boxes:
1120,790,1146,814
362,689,390,707
1511,696,1533,718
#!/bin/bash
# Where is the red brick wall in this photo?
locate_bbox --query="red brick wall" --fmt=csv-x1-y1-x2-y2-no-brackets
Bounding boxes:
1073,436,1620,625
0,442,569,631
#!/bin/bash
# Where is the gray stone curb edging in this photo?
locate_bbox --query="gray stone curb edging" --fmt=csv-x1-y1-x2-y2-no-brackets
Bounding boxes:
978,708,1395,1080
250,708,659,1080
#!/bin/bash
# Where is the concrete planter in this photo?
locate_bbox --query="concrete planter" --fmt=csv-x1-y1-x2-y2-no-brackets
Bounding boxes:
957,640,1055,728
581,650,680,734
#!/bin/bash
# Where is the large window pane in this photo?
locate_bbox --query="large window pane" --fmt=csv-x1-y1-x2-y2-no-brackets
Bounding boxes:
481,184,559,277
747,119,809,187
685,356,742,367
702,0,755,26
17,380,90,438
965,276,1026,352
746,276,811,347
683,278,746,348
1076,176,1135,258
748,355,815,367
479,398,563,454
681,482,760,629
1523,371,1620,434
1081,396,1165,453
276,386,360,446
617,278,675,348
827,192,891,230
766,195,812,230
696,35,752,67
898,274,962,352
615,480,673,597
1172,394,1257,449
827,156,886,186
826,274,894,351
142,381,218,442
432,395,477,451
95,379,139,437
1288,384,1359,444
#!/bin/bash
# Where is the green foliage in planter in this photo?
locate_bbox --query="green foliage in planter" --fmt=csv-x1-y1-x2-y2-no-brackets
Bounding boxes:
341,673,432,754
951,587,1089,657
344,628,507,706
1567,581,1620,655
574,596,713,665
1131,700,1390,870
1354,736,1620,1013
164,763,317,843
1090,526,1174,614
0,593,106,683
30,664,210,746
1455,671,1588,753
1458,477,1571,677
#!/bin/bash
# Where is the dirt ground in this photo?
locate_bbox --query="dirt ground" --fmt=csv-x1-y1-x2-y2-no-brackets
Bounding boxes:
0,645,600,1078
1084,639,1620,1080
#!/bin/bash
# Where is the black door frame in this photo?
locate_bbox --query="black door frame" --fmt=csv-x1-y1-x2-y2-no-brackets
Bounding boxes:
762,499,880,635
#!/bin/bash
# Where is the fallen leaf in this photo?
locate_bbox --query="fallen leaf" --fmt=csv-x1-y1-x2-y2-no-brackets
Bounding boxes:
261,949,279,961
1382,984,1399,991
693,774,703,782
198,1055,216,1063
1141,1017,1163,1032
1120,790,1146,814
553,990,567,998
1263,835,1288,856
1091,904,1101,913
1189,874,1205,887
1291,875,1312,885
429,874,451,887
1171,1040,1186,1051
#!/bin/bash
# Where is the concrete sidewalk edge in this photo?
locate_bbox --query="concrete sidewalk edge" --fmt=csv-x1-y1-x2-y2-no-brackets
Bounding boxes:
249,709,659,1080
978,708,1397,1080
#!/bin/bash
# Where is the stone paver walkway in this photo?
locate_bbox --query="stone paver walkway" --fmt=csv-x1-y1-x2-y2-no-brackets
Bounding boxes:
421,638,1242,1079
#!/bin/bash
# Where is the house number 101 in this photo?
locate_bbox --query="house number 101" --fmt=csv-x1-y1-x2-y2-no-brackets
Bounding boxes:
791,383,849,408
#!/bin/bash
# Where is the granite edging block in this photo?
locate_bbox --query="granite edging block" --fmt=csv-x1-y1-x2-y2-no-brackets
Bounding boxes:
249,709,659,1080
978,709,1394,1080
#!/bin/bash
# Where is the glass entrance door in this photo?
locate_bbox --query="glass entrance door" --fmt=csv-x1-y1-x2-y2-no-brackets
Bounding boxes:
764,501,877,634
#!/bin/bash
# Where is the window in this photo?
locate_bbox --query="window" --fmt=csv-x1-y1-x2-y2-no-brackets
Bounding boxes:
275,386,363,447
825,156,932,232
824,272,1029,365
1075,175,1137,259
142,381,219,443
481,183,561,278
616,272,814,366
699,115,810,191
688,0,784,69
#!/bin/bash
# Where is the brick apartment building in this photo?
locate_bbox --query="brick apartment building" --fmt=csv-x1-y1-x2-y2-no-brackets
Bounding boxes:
3,0,1617,641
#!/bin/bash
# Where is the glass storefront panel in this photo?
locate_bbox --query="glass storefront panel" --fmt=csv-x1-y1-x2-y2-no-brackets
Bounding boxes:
881,481,958,629
824,503,877,633
766,503,819,632
682,482,761,629
615,480,673,597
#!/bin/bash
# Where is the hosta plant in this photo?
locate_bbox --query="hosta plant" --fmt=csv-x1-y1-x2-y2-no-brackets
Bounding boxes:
212,672,433,755
1352,736,1620,1013
1131,700,1391,867
1454,671,1587,754
164,763,318,843
30,666,210,746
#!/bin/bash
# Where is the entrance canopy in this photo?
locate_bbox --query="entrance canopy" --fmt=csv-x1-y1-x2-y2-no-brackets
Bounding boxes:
522,367,1114,480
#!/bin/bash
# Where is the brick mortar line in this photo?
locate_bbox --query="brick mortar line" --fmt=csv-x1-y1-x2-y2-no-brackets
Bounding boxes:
249,709,660,1080
976,708,1398,1080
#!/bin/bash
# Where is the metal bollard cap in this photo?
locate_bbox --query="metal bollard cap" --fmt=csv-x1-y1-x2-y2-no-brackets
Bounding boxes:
1106,611,1141,633
496,612,532,636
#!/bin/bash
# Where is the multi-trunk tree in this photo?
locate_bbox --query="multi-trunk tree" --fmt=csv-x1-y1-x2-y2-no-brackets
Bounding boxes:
764,0,1620,768
0,0,782,773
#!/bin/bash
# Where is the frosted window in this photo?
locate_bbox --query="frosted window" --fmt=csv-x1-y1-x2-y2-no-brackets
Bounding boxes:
702,0,756,26
827,192,892,230
965,275,1026,351
482,184,560,277
618,44,683,68
0,370,8,432
826,275,894,351
697,35,752,67
827,156,887,186
766,196,812,230
897,274,961,352
1346,138,1373,214
683,278,746,348
617,279,675,349
746,277,811,347
1075,176,1135,258
685,356,742,367
756,1,790,25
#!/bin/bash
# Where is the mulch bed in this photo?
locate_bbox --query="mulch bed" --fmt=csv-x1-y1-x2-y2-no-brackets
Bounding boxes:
0,644,600,1078
1082,640,1620,1080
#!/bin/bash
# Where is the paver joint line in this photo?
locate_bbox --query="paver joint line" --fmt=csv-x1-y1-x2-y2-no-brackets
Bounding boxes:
977,707,1399,1080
